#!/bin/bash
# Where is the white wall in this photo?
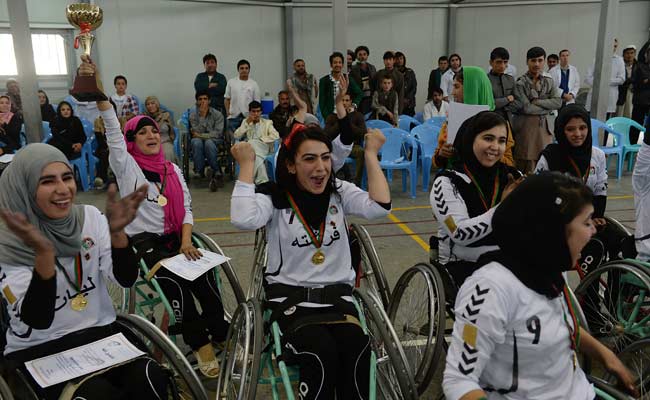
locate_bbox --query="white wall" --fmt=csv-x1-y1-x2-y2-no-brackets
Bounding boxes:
95,0,285,119
0,0,70,24
291,6,447,111
455,1,650,82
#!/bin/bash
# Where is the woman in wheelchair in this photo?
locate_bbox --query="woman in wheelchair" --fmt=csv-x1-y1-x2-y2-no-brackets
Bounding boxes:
431,111,522,286
230,82,391,399
78,57,228,378
443,172,637,400
535,105,618,272
0,144,166,399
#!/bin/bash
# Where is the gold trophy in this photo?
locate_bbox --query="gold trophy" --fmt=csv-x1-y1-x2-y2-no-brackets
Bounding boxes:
66,4,107,101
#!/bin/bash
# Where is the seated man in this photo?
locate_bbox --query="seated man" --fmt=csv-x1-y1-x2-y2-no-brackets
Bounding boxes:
269,90,294,139
234,101,279,184
189,90,225,191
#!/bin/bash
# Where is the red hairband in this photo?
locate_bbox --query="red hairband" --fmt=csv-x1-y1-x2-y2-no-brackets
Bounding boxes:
283,123,307,150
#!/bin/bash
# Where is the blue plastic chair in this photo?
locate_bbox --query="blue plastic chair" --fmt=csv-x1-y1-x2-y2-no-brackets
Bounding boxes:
364,112,372,121
79,118,100,187
173,127,181,158
362,128,417,198
398,115,421,132
591,119,624,179
606,117,646,171
264,140,281,182
415,112,424,124
366,119,393,130
411,124,441,191
424,116,446,128
315,105,325,127
21,121,51,145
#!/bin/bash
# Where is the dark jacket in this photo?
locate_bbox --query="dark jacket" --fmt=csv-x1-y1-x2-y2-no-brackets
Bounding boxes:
632,41,650,107
399,67,418,110
350,62,377,97
269,105,294,139
488,71,522,126
373,68,405,113
318,75,363,120
194,71,227,111
427,68,446,98
0,113,23,154
324,111,366,145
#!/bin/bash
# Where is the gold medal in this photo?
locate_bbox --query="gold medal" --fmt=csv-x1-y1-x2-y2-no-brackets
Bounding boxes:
157,195,168,207
71,294,88,311
312,250,325,265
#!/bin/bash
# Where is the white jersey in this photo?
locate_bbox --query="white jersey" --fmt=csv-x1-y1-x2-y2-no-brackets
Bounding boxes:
1,206,119,355
430,172,498,263
535,147,608,196
444,262,595,400
441,69,457,98
103,109,193,236
231,180,389,305
633,143,650,261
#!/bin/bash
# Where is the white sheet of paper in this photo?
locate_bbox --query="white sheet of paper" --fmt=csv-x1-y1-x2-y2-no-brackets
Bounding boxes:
446,102,490,144
24,333,144,388
160,249,231,281
0,154,14,163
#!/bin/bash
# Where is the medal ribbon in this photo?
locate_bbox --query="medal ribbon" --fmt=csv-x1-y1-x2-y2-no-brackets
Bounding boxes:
463,164,501,212
562,286,581,352
567,156,589,183
286,192,326,249
154,164,168,197
55,253,83,292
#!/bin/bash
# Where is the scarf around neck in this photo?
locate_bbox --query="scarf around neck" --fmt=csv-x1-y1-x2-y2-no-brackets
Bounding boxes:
541,104,592,178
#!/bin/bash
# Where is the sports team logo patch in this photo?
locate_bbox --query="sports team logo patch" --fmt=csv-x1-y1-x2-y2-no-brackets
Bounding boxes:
463,323,478,347
329,205,338,215
444,216,457,233
81,237,95,250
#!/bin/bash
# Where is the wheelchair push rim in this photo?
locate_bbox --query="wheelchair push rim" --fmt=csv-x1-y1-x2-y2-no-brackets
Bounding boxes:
350,223,391,309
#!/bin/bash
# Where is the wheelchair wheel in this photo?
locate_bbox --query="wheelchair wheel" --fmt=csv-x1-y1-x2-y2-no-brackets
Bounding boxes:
0,375,13,400
216,299,263,400
247,229,267,300
115,313,208,400
589,375,636,400
574,260,650,355
388,263,446,395
350,224,391,309
603,337,650,399
192,232,246,321
106,280,132,313
353,288,418,400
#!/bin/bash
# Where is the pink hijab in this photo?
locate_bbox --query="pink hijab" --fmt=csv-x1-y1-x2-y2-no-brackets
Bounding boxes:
0,95,14,125
124,116,185,235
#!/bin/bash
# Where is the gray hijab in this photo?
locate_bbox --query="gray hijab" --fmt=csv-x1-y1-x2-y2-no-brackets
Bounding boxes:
0,143,84,266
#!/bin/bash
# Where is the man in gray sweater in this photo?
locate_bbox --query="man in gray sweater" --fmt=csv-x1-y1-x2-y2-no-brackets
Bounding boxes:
189,90,225,190
487,47,522,128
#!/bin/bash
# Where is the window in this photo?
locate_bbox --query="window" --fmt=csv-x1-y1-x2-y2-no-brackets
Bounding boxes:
0,33,68,76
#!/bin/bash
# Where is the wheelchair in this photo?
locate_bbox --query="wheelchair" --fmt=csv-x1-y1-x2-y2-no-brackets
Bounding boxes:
218,224,418,399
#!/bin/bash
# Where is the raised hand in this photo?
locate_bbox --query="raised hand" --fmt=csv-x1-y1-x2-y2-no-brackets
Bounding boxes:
336,74,349,102
0,209,53,253
105,183,147,234
502,174,524,200
364,129,386,155
231,142,256,165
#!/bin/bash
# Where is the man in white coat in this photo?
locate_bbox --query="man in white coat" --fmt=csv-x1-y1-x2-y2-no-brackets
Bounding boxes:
550,49,581,106
234,100,280,184
584,39,626,119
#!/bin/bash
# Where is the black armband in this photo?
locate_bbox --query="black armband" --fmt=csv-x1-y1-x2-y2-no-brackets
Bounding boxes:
593,195,607,219
21,271,56,329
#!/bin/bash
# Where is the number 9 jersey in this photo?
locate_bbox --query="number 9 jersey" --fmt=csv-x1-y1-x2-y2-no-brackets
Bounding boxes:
443,262,595,400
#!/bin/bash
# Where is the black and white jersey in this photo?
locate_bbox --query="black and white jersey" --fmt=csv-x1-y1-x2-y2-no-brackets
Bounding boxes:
535,147,608,196
0,206,119,355
634,143,650,261
231,180,389,306
103,109,193,236
444,262,595,400
430,171,498,263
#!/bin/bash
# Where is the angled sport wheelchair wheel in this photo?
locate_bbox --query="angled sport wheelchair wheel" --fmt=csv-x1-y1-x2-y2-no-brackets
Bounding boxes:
353,288,418,400
216,299,264,400
247,228,267,300
0,375,13,400
115,313,208,400
603,337,650,399
574,260,650,355
388,263,446,395
350,224,391,309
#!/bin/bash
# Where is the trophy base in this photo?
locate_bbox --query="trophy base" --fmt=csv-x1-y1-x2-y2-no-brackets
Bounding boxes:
70,75,107,102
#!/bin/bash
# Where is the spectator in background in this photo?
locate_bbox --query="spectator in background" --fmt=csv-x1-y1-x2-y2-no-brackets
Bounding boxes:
269,90,294,139
233,101,279,184
547,53,559,72
190,90,225,191
371,75,399,126
194,53,227,116
225,59,261,133
5,79,21,113
488,47,522,128
347,49,355,74
38,90,56,123
395,51,417,116
427,56,449,103
374,51,405,113
631,40,650,144
423,87,448,120
513,47,562,173
290,59,318,114
319,51,362,119
66,97,100,124
0,95,22,155
617,44,637,118
441,53,462,101
111,75,139,120
585,39,626,122
47,101,86,161
350,45,377,114
550,49,581,106
144,96,177,164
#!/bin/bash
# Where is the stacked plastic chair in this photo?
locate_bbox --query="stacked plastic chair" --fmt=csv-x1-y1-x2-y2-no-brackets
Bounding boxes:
591,119,624,179
606,117,646,171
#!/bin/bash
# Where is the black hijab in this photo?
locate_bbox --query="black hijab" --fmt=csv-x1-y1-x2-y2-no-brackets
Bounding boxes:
450,111,513,213
540,104,592,178
478,172,592,298
51,101,78,133
39,91,56,123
